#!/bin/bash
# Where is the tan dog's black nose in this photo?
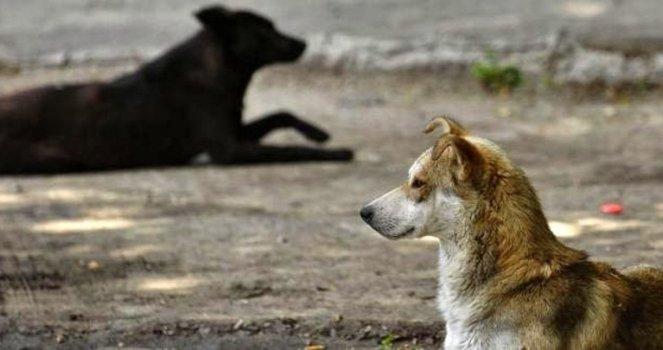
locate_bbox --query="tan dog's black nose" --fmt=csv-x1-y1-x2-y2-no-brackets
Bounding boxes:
360,206,374,223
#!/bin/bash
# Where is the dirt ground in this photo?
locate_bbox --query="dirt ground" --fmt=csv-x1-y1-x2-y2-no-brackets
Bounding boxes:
0,66,662,349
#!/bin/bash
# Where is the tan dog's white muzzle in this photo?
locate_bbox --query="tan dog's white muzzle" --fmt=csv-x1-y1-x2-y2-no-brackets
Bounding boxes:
360,187,422,239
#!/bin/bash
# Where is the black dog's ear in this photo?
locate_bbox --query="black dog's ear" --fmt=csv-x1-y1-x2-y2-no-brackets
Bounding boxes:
195,6,232,34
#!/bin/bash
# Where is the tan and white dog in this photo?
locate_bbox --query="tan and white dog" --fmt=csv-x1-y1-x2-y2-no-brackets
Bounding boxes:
360,117,663,350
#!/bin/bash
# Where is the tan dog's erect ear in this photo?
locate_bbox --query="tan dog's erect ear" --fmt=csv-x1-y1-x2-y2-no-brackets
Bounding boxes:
424,117,482,182
423,116,467,137
443,137,484,182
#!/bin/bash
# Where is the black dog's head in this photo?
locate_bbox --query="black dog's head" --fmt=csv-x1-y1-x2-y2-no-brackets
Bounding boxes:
195,5,306,69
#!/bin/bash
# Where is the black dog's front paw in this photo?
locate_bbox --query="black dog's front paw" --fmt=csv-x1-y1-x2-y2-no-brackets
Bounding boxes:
304,127,330,143
328,148,354,161
266,111,331,143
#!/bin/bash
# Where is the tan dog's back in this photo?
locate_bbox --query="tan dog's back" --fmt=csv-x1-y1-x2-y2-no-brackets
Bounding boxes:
619,266,663,348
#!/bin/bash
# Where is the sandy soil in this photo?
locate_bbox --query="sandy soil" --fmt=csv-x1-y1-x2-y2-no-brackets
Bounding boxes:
0,65,661,349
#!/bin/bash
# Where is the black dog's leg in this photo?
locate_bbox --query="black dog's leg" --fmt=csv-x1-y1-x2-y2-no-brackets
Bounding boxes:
242,111,330,143
212,144,353,164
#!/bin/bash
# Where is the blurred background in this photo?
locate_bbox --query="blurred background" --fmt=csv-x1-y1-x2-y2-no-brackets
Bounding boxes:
1,1,662,349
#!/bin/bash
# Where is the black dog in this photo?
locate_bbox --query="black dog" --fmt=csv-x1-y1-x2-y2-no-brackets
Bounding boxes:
0,5,353,174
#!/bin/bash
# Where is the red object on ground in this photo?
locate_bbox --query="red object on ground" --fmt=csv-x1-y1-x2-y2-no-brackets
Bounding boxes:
600,202,623,215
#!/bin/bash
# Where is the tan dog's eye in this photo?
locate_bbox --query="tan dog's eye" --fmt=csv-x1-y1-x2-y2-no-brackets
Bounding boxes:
411,178,425,189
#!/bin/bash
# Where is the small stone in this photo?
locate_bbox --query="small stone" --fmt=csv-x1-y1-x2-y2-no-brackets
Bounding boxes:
198,326,211,335
55,333,66,343
359,325,373,339
162,326,175,336
233,319,244,330
86,260,101,270
305,345,325,350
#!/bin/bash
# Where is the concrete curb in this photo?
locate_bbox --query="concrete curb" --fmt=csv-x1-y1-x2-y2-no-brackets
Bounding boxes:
3,0,663,85
302,33,551,73
4,16,663,88
4,30,663,87
2,32,551,70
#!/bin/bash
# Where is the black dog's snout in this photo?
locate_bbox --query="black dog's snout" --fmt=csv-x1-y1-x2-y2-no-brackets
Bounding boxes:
360,206,374,223
288,38,306,57
293,39,306,53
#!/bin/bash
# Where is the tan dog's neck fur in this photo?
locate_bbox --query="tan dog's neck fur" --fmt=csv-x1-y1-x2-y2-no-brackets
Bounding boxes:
466,165,586,291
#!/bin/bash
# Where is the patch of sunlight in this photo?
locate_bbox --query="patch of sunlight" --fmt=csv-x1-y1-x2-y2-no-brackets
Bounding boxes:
110,244,160,259
577,217,647,232
137,276,202,292
562,1,608,18
45,188,123,202
419,236,440,243
549,220,582,238
0,193,22,205
33,218,134,234
551,217,650,238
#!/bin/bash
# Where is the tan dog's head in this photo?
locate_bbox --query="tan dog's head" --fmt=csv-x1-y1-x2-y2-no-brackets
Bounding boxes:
360,117,508,240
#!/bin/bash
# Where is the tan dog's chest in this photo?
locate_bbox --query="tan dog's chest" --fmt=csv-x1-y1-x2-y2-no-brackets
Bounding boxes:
439,302,522,349
437,248,523,350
